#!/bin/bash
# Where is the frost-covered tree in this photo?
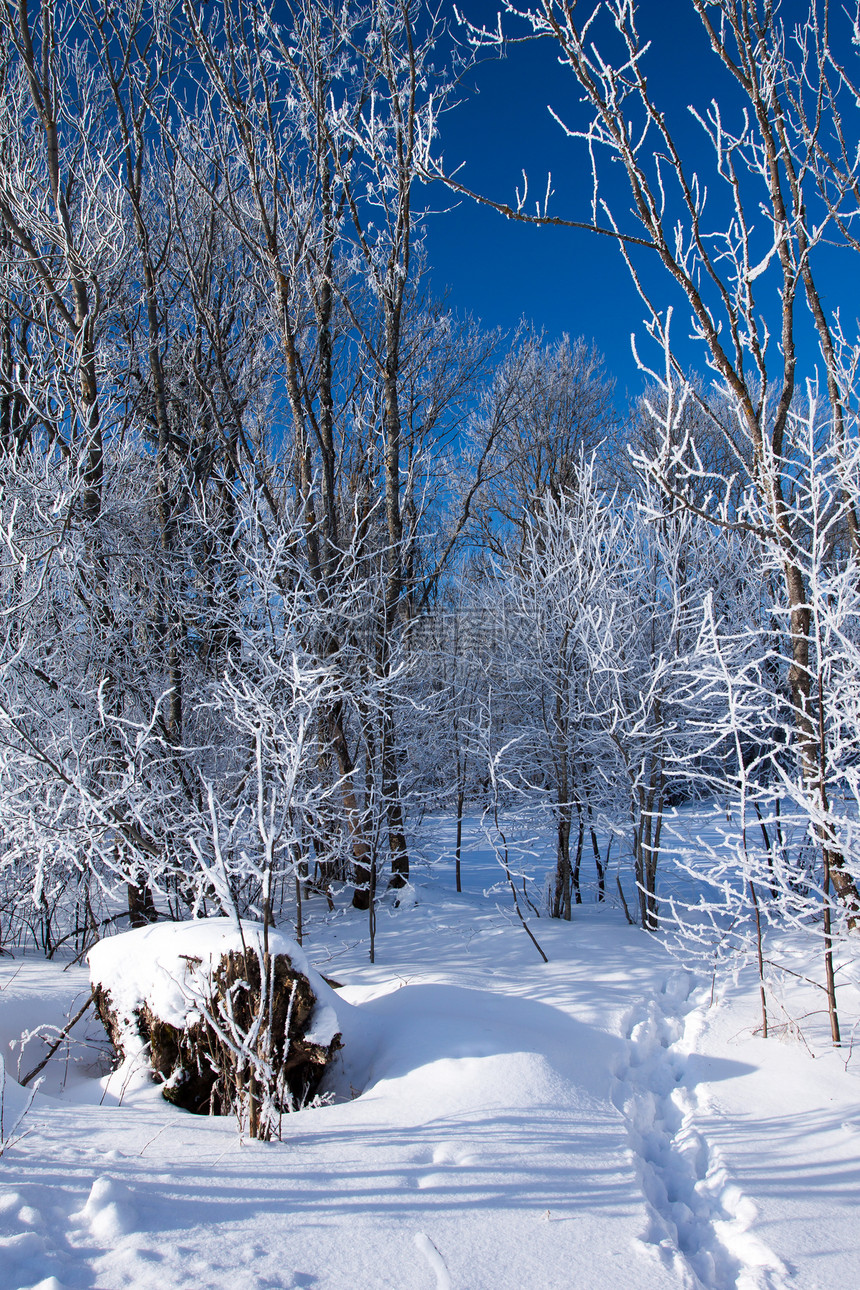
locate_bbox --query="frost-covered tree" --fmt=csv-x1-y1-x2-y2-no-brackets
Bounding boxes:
0,0,488,952
441,0,860,930
483,453,732,926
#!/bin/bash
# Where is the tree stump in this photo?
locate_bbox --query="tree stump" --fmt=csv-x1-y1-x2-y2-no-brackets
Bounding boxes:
89,919,341,1131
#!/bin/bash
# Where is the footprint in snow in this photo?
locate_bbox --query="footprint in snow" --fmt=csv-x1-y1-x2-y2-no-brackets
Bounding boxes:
413,1141,483,1186
0,1216,64,1289
612,973,787,1290
431,1143,481,1167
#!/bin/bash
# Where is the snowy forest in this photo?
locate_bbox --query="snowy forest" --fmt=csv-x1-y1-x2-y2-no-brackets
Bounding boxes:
1,2,860,1288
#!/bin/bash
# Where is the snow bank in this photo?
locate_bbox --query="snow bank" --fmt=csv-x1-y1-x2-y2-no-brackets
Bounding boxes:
2,816,859,1290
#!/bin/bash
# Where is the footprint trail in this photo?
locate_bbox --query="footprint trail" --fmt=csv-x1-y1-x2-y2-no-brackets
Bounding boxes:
612,974,787,1290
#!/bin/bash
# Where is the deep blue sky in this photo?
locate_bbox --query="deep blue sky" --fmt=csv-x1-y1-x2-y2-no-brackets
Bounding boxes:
421,0,860,403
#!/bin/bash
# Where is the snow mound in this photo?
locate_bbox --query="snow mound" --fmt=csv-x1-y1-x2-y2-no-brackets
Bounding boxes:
72,1175,136,1242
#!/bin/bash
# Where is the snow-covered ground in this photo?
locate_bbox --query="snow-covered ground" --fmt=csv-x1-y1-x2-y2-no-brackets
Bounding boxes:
1,815,858,1290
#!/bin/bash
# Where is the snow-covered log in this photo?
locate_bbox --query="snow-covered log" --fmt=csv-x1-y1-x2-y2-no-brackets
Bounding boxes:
89,920,341,1130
